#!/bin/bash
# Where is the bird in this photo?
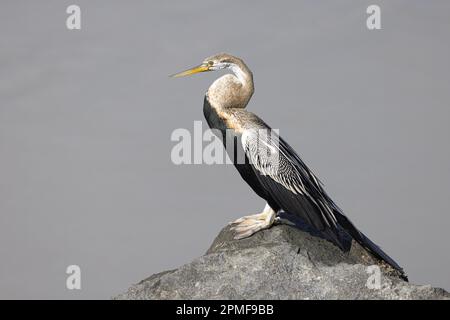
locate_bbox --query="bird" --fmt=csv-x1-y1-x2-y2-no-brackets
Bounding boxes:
171,53,405,276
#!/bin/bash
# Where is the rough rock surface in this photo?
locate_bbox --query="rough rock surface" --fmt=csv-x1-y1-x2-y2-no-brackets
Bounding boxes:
116,213,449,300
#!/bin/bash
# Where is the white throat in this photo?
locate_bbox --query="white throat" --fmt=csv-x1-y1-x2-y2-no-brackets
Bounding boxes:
228,63,247,84
212,62,247,84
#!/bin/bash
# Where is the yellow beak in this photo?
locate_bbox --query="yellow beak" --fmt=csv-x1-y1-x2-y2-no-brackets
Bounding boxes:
170,64,210,78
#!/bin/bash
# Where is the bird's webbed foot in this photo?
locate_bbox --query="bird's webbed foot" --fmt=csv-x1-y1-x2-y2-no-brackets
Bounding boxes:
229,203,277,240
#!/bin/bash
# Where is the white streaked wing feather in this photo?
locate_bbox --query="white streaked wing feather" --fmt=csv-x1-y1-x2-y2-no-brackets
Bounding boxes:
241,128,338,228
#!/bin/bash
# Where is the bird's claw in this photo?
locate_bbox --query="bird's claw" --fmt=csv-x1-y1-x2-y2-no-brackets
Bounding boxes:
229,212,276,240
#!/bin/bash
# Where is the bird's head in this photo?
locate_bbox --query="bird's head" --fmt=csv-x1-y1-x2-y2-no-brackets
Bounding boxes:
170,53,247,78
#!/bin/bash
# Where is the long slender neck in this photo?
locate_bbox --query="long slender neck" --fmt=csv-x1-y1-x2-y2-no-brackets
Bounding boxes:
206,61,254,110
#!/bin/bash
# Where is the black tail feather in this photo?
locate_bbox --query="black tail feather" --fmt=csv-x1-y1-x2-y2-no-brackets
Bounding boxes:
333,211,407,281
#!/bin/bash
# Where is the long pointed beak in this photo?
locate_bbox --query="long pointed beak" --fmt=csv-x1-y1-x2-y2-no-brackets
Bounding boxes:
170,64,210,78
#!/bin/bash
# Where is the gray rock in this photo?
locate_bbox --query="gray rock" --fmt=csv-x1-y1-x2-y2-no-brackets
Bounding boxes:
115,213,449,300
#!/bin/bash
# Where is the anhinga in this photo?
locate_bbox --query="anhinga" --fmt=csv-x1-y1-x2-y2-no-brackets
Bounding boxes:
172,53,405,275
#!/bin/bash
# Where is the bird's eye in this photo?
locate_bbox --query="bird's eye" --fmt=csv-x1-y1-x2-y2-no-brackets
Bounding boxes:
208,61,214,66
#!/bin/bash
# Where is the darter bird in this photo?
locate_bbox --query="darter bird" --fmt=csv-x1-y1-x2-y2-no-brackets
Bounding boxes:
171,53,405,276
